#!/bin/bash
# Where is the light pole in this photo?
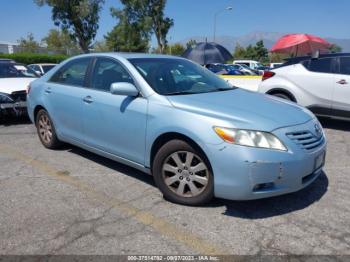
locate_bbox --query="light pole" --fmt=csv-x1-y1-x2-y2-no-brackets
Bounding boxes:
213,6,233,42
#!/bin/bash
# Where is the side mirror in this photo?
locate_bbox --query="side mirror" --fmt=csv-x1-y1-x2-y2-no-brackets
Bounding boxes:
110,82,139,97
35,70,43,76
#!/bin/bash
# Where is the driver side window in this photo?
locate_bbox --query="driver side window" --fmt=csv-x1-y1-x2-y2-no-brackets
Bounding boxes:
91,58,134,92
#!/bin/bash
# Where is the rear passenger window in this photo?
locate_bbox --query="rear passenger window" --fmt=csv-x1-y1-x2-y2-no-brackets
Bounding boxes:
340,57,350,75
50,58,91,87
308,58,333,73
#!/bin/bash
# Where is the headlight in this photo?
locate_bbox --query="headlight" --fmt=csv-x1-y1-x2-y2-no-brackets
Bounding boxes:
214,126,287,151
0,93,13,103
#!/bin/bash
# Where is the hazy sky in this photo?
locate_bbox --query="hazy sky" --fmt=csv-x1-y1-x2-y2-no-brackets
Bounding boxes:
1,0,349,45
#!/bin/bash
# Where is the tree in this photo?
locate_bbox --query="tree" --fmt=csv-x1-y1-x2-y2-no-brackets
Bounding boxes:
42,29,78,55
232,41,269,62
232,43,246,59
269,52,288,63
17,33,41,53
186,39,197,49
110,0,173,54
105,7,150,52
35,0,105,53
165,43,185,56
244,45,257,59
254,40,268,63
143,0,173,54
329,44,342,53
93,40,110,52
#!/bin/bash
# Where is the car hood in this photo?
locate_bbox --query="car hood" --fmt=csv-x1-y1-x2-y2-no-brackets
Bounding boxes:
0,78,36,94
167,88,314,131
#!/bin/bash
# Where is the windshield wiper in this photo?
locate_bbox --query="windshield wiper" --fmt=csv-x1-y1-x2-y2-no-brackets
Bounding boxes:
166,91,199,96
217,87,236,91
166,87,236,96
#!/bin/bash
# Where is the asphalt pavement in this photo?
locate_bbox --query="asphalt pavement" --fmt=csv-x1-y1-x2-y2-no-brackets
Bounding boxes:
0,117,349,255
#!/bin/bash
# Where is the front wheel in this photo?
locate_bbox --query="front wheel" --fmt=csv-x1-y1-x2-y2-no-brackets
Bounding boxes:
153,140,214,206
35,109,62,149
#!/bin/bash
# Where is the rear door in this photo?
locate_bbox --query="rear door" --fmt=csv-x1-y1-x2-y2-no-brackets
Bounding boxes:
291,58,335,115
44,57,92,142
332,56,350,117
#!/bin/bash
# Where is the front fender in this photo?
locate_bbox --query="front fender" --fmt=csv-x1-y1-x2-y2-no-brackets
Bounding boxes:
144,102,225,168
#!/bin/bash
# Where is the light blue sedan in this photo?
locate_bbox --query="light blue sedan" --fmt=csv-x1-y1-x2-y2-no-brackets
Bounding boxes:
27,53,327,205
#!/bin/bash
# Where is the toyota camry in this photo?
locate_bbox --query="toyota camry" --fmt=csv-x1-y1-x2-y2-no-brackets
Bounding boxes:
27,53,326,205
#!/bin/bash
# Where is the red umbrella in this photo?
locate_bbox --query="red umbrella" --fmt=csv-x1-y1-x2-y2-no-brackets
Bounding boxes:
271,34,331,56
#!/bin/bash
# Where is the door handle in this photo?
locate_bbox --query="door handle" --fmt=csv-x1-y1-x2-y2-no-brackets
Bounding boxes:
83,96,93,103
44,87,52,94
336,79,348,85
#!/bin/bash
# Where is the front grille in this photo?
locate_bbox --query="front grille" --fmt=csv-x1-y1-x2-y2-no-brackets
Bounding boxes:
11,91,27,102
286,130,324,151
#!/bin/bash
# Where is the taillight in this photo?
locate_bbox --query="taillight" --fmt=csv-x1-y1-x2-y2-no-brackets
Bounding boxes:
26,84,31,94
262,71,275,81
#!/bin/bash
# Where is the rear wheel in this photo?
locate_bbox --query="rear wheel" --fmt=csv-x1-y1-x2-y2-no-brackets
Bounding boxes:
35,109,62,149
153,140,214,205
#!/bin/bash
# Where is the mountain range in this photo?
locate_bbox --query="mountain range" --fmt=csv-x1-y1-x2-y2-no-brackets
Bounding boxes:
180,31,350,52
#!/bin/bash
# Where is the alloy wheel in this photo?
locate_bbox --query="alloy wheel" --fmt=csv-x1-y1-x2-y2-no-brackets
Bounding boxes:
162,151,209,198
38,113,53,144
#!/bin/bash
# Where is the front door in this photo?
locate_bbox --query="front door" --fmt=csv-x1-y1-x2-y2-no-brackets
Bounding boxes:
292,58,335,115
332,56,350,118
82,57,148,165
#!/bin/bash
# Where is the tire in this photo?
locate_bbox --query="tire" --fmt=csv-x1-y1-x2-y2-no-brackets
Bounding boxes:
272,92,292,101
35,109,62,149
153,139,214,206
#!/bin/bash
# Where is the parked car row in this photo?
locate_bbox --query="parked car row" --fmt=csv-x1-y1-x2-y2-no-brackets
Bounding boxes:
205,62,262,76
0,61,56,120
205,60,281,76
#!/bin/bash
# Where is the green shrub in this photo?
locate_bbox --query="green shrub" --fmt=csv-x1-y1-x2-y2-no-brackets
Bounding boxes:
0,53,68,65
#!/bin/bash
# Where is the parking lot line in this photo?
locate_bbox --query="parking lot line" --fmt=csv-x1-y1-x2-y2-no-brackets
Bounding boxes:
0,143,228,255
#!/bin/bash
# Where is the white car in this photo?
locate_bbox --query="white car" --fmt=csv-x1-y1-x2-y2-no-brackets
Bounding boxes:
0,62,37,119
226,64,257,75
270,62,283,69
259,53,350,120
28,63,57,76
233,60,263,70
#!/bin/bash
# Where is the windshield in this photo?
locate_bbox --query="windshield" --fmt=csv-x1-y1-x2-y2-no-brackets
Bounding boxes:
129,58,235,95
0,63,38,78
42,65,56,73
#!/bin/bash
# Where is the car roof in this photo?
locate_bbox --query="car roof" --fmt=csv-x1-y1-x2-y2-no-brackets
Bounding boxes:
285,52,350,64
71,52,181,60
29,63,57,66
234,60,258,62
0,58,15,63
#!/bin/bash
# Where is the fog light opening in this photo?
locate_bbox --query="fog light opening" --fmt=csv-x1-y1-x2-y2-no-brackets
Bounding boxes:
253,182,275,192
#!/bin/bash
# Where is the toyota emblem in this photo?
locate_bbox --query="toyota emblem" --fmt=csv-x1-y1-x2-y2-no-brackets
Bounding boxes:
314,124,322,137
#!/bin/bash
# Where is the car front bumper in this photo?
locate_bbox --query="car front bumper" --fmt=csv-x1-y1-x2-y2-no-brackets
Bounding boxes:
0,101,27,110
205,119,327,201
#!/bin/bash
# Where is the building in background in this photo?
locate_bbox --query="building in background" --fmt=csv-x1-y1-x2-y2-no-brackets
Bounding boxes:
0,41,19,54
